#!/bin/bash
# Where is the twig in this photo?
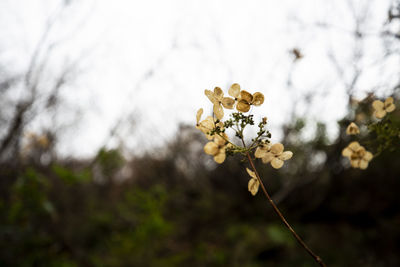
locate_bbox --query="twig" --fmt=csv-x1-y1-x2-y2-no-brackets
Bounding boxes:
246,153,327,267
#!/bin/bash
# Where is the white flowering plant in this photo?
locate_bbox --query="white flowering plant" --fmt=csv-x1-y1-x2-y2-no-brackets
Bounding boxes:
342,96,399,170
195,83,326,267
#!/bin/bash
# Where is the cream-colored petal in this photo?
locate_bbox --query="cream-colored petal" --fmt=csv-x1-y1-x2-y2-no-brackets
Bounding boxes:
240,90,253,103
279,151,293,161
342,147,353,158
261,153,274,164
214,149,226,164
350,159,360,168
252,92,264,106
255,146,269,158
271,158,284,169
374,109,386,119
270,143,284,155
346,122,360,135
359,160,369,170
213,103,224,120
199,116,214,132
236,100,250,112
385,96,394,105
204,142,219,155
205,89,217,103
363,151,373,162
246,167,257,179
196,108,203,124
228,83,241,98
385,103,396,113
248,178,259,196
348,141,361,152
214,134,227,146
214,87,224,100
221,97,235,109
372,100,384,111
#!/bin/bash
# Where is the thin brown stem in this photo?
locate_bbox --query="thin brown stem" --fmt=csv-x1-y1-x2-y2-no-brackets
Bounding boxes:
246,153,327,267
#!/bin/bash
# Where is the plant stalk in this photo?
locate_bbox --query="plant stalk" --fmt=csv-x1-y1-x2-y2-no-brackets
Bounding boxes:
246,153,327,267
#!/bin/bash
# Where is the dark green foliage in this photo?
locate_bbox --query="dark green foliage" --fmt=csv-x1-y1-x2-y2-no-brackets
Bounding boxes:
0,114,400,266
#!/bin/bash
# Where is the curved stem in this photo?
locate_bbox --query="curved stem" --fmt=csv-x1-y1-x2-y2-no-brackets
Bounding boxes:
246,153,327,267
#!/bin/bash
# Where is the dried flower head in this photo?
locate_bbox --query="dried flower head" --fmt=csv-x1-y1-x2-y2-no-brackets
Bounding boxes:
246,168,260,196
236,91,265,113
342,141,373,169
196,109,223,140
204,133,228,164
346,122,360,135
226,83,265,112
372,97,396,119
205,87,235,119
256,143,293,169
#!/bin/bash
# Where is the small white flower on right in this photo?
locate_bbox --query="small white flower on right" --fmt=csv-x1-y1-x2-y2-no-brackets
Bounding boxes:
372,97,396,119
342,141,373,170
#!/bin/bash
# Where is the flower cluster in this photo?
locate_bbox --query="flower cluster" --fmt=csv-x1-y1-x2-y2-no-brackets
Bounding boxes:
342,141,373,169
255,143,293,169
195,83,293,196
372,97,396,119
342,96,397,170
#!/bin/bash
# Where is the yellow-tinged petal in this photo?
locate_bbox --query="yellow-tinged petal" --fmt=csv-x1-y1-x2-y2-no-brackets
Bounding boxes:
196,108,203,124
270,143,284,155
359,160,369,170
342,147,352,157
240,90,253,103
236,99,251,112
214,134,227,146
228,83,241,98
350,159,360,168
204,142,218,155
385,97,394,105
280,151,293,161
246,168,257,179
372,100,384,110
199,116,214,132
205,89,217,104
346,122,360,135
214,149,226,164
252,92,264,106
262,153,274,164
213,103,224,120
214,87,224,100
248,178,259,196
221,97,235,109
374,109,386,119
271,158,284,169
348,141,361,151
386,103,395,113
255,146,269,158
363,151,373,161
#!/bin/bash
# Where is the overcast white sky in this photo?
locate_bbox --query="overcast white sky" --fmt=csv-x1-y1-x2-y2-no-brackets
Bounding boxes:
0,0,399,157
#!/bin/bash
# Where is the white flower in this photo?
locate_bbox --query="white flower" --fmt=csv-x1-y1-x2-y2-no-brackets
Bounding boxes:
346,122,360,135
257,143,293,169
372,97,396,119
342,141,373,169
204,87,235,120
246,168,259,196
204,133,228,164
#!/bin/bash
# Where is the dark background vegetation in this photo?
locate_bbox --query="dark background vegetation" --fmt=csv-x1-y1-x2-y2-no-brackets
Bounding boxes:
1,1,400,267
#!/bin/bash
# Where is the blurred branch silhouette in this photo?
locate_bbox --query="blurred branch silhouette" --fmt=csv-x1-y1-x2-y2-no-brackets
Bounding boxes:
0,0,91,163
